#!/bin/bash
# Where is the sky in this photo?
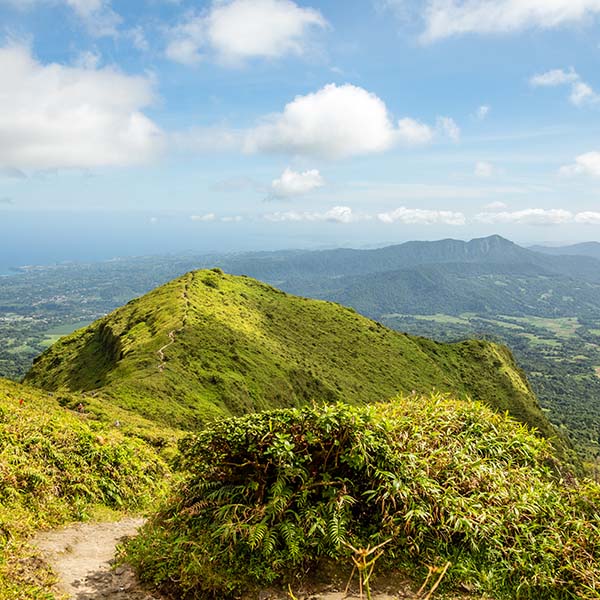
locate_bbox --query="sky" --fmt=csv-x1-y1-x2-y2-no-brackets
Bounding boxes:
1,0,600,267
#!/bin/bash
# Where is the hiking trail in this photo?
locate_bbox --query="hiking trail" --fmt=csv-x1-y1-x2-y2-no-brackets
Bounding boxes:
33,517,162,600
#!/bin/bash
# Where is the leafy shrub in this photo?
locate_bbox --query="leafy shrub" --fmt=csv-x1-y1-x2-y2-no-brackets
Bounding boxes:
126,394,600,599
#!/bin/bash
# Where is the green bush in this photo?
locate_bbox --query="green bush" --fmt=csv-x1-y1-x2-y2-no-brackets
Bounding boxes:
126,394,600,599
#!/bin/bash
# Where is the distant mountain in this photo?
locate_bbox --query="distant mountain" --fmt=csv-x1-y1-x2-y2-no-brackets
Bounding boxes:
530,242,600,261
205,236,600,318
24,269,556,443
213,235,600,285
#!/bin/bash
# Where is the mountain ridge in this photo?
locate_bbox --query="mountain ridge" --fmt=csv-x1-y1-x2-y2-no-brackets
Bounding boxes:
24,269,559,446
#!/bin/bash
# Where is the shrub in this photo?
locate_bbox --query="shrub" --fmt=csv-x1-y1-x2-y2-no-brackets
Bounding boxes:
126,394,600,599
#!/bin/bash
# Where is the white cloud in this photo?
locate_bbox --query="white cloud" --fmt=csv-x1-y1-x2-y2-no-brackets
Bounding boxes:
530,68,579,87
177,84,451,160
420,0,600,43
322,206,359,223
166,0,327,66
570,81,598,106
1,0,121,36
530,68,599,107
575,211,600,224
436,116,460,141
475,161,494,177
264,205,362,224
476,105,490,120
127,26,149,52
221,215,243,222
74,50,101,69
559,151,600,177
271,167,324,198
396,118,434,144
475,208,573,225
0,44,163,170
244,84,435,159
377,207,466,225
191,213,216,222
483,201,508,211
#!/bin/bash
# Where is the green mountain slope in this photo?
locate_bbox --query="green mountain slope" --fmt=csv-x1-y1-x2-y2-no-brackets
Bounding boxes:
25,269,557,444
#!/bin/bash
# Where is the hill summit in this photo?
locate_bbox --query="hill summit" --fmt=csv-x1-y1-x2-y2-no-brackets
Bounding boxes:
26,269,554,438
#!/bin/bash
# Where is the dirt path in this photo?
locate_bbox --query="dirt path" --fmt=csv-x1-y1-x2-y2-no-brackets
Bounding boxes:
157,275,192,372
33,518,162,600
32,517,448,600
156,329,176,371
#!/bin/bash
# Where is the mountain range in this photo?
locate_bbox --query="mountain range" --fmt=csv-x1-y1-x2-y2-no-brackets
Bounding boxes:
199,235,600,318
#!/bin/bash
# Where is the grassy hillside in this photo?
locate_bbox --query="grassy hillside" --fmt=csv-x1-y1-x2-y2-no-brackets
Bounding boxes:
125,395,600,600
25,270,558,443
0,378,173,599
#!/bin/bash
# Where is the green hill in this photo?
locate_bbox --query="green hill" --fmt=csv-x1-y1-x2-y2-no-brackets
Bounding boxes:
25,269,558,445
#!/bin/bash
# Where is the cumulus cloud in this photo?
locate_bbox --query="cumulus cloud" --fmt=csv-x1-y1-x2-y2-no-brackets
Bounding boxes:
377,207,466,225
270,167,324,199
570,81,598,106
65,0,121,36
264,205,362,224
559,152,600,177
475,208,573,225
483,201,508,211
420,0,600,43
244,84,437,159
0,44,163,170
4,0,123,36
475,161,494,177
436,116,461,141
396,118,434,144
166,0,327,66
191,213,216,222
530,68,599,107
575,211,600,224
530,68,579,87
476,105,490,120
177,84,455,160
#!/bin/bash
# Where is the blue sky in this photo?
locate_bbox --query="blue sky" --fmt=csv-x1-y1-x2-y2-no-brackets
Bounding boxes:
1,0,600,266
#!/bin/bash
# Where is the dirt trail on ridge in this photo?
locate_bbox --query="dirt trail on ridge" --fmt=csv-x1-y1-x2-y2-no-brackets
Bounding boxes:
33,518,162,600
157,275,192,372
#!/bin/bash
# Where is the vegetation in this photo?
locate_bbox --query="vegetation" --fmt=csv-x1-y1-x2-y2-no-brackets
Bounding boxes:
24,271,559,449
2,236,600,467
384,313,600,464
125,395,600,600
0,377,172,599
